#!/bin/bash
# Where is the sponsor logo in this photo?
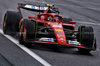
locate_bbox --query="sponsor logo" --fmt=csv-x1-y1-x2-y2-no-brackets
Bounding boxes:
57,34,64,37
68,40,81,45
32,6,35,9
58,38,64,40
41,7,45,10
39,38,54,42
55,29,62,31
69,41,75,44
52,25,62,27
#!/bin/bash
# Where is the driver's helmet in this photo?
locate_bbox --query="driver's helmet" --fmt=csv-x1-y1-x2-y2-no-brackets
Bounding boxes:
48,16,52,21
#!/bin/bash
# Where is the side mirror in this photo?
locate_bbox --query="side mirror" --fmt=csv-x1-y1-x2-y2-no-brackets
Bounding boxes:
69,21,76,24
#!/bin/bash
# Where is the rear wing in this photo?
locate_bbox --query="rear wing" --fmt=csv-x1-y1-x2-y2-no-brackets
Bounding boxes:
18,3,60,13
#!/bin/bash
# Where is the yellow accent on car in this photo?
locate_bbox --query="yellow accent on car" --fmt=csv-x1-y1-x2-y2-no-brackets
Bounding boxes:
56,29,62,31
46,4,53,7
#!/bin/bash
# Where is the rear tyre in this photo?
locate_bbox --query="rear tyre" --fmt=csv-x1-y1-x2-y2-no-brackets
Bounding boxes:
92,38,97,50
77,26,94,53
3,11,22,35
62,18,72,23
19,19,36,46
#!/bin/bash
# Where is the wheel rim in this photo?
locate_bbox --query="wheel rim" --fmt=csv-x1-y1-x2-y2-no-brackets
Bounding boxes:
23,28,26,39
19,25,26,39
3,16,7,30
19,25,23,38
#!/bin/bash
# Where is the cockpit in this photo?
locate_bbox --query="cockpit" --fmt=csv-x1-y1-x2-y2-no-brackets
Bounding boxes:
39,13,62,23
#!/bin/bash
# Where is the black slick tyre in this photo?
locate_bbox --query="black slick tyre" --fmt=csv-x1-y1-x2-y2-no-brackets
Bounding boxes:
19,19,36,46
62,18,72,23
77,26,94,53
3,11,22,35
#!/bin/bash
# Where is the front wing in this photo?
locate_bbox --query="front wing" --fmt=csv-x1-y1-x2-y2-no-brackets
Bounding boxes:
23,38,94,50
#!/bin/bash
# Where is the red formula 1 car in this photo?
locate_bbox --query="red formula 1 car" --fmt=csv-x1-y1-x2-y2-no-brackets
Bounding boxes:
3,3,97,53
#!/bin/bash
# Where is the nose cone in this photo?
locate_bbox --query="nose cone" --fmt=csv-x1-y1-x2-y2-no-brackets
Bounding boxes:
49,22,66,45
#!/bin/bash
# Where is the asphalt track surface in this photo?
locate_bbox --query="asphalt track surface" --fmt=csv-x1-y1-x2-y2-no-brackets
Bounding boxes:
0,0,100,66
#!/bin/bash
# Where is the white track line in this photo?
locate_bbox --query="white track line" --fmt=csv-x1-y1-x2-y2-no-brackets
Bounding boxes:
75,21,100,25
0,29,52,66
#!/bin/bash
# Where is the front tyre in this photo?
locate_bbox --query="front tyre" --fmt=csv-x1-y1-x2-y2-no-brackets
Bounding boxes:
19,19,36,46
77,26,95,53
